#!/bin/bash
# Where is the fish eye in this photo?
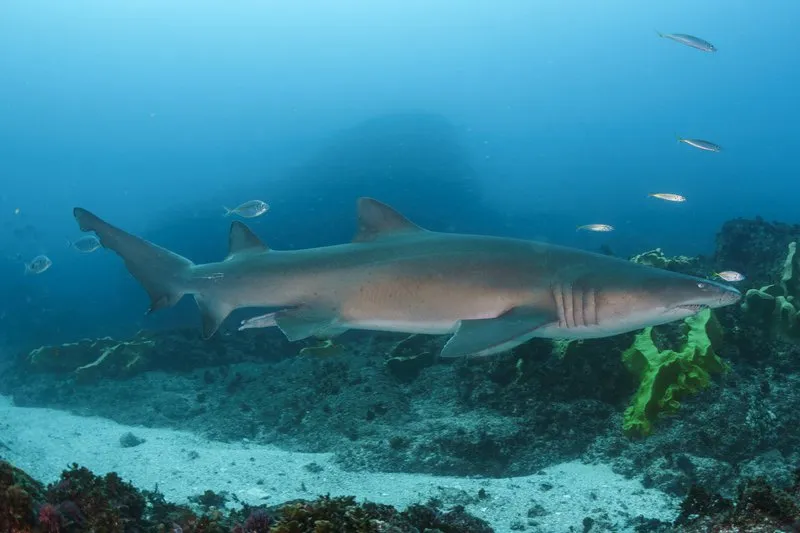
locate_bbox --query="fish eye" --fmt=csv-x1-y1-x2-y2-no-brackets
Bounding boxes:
697,282,707,289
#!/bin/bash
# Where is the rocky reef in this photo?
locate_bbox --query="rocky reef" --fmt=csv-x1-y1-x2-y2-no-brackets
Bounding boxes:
0,460,492,533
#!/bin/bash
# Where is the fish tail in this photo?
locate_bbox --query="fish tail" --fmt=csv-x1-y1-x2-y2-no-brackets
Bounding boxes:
65,238,72,248
675,133,683,142
655,30,664,38
73,207,199,309
73,207,238,339
223,206,233,217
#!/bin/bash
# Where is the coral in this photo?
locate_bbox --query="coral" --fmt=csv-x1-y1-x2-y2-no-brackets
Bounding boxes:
241,507,272,532
629,248,699,273
621,308,729,437
27,337,153,382
675,470,800,532
0,460,45,532
384,334,438,382
45,463,147,532
742,241,800,341
298,340,345,358
715,217,800,287
1,461,492,533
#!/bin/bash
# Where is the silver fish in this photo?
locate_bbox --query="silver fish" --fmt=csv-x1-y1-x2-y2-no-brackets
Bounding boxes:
577,224,614,232
67,235,102,253
73,198,741,358
648,193,686,203
25,254,52,275
715,271,745,282
677,137,722,152
657,32,717,52
223,200,269,218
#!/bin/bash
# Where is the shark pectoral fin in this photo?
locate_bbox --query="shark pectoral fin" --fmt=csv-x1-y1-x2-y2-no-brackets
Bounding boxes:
194,295,233,339
273,307,342,342
440,307,555,359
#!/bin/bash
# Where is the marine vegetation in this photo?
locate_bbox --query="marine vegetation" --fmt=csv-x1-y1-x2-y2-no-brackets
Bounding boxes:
621,308,728,437
673,469,800,532
742,241,800,341
0,460,493,533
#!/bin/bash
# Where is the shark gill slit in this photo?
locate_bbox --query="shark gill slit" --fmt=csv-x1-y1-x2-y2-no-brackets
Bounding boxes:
554,283,597,329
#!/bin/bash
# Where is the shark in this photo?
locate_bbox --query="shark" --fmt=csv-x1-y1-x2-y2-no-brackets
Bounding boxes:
72,197,741,358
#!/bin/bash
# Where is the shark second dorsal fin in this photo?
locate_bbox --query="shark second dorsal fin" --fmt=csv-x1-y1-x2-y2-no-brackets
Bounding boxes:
227,221,268,260
352,197,425,243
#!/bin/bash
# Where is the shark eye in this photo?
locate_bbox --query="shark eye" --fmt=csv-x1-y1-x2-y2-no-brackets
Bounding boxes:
697,282,708,289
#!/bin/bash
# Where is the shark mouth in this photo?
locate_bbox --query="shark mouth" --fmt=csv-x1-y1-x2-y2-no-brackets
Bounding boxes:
675,304,710,313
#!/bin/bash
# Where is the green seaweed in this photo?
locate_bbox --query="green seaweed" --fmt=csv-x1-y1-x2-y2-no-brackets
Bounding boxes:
622,308,728,437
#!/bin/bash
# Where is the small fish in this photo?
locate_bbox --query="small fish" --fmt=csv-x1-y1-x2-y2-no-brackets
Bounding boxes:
223,200,269,218
577,224,614,232
66,235,101,253
648,193,686,203
677,137,722,152
714,271,745,282
24,255,52,275
656,32,717,52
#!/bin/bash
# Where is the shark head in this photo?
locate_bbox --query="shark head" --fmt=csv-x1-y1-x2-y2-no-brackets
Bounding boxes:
592,270,741,334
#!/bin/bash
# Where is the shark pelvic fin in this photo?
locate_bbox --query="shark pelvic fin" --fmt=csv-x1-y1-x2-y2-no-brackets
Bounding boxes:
73,207,193,315
439,306,555,358
227,221,268,260
194,294,233,339
352,197,426,243
273,307,345,341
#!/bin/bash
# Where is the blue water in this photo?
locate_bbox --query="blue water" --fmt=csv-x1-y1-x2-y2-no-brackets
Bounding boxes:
1,0,798,349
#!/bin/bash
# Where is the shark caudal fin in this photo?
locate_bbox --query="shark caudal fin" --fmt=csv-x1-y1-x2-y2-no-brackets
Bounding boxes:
73,207,194,315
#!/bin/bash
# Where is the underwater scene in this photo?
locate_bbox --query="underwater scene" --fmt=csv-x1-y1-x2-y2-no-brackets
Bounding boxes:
2,1,800,532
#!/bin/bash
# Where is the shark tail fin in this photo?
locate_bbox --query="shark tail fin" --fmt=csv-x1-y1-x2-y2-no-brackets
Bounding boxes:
73,207,195,316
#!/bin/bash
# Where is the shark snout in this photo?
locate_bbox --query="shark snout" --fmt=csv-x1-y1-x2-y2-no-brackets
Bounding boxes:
719,286,742,306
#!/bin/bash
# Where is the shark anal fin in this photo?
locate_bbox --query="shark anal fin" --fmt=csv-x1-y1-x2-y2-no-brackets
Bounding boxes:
352,197,426,243
227,221,268,260
273,307,344,342
440,307,555,358
238,311,347,339
239,312,278,331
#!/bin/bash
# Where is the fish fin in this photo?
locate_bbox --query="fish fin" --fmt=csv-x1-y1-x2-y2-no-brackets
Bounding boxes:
440,306,555,358
194,294,233,339
273,307,343,341
239,312,278,331
352,197,426,243
226,221,268,260
73,207,194,315
223,206,233,216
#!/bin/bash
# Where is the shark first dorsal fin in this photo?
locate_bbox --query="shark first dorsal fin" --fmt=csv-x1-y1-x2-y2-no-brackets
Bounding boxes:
352,197,426,243
227,221,268,260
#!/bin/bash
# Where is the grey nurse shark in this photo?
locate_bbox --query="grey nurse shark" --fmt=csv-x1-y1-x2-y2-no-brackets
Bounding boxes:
73,198,741,358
